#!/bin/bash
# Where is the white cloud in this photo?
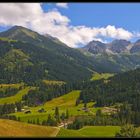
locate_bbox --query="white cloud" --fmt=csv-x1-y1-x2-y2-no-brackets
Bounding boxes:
0,3,135,48
0,3,43,27
98,25,133,40
56,3,68,8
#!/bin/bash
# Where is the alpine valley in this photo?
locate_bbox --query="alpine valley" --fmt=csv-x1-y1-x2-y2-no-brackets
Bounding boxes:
0,26,140,137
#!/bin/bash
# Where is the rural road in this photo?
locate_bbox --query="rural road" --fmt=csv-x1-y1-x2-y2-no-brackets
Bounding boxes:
58,121,73,128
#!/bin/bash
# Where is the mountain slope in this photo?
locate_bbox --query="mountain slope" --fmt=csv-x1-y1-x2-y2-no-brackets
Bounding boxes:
0,26,72,50
0,26,97,84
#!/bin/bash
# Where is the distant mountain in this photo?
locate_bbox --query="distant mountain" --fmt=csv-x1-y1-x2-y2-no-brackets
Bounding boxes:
79,39,140,73
81,39,135,54
108,39,131,53
82,40,106,54
130,39,140,53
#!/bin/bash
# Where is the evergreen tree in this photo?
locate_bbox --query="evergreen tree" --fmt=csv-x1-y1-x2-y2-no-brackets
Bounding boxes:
54,107,60,122
61,112,66,121
42,120,46,126
84,102,87,109
32,120,35,124
96,109,102,117
118,103,132,125
47,114,52,125
17,117,20,121
15,101,22,112
37,118,40,125
28,119,30,123
75,98,80,106
115,124,138,138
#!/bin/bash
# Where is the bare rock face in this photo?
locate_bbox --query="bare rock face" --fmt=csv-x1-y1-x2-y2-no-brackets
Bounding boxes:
108,39,131,53
82,40,107,54
130,39,140,53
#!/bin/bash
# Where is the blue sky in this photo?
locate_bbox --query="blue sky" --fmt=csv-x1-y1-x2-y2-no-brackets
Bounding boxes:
43,3,140,31
0,3,140,47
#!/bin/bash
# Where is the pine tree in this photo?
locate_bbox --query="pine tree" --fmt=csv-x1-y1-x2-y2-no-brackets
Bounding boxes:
84,102,87,109
17,117,20,121
61,112,66,121
47,114,52,125
118,103,132,125
42,120,46,125
55,107,60,122
66,109,69,119
32,119,35,124
96,109,102,117
115,124,138,138
75,98,80,106
37,118,40,125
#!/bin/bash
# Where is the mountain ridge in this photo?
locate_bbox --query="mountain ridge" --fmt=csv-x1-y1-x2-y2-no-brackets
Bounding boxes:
81,39,140,55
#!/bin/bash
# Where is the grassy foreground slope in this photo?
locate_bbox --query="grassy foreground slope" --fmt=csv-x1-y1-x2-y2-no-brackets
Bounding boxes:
0,119,59,137
0,87,36,104
57,126,120,138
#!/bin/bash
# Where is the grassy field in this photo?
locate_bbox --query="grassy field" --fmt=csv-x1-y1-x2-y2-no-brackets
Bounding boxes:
0,86,36,104
0,83,23,88
0,83,24,92
1,119,140,138
43,80,66,86
91,73,114,81
10,90,102,123
57,126,121,138
0,119,59,137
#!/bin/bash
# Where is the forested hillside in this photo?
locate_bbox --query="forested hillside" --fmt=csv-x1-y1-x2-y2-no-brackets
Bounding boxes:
79,68,140,126
0,26,98,84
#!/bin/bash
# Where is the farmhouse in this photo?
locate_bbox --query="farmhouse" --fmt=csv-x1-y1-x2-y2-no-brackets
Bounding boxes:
24,110,31,114
15,108,17,112
38,108,46,113
21,108,25,112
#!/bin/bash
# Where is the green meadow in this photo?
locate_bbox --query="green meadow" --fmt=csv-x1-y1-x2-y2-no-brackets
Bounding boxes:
10,90,102,123
57,126,121,137
91,73,114,81
0,86,36,104
43,80,66,86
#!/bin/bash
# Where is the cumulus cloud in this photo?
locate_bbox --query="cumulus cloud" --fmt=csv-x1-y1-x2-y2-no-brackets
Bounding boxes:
56,3,68,8
0,3,43,27
0,3,135,48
